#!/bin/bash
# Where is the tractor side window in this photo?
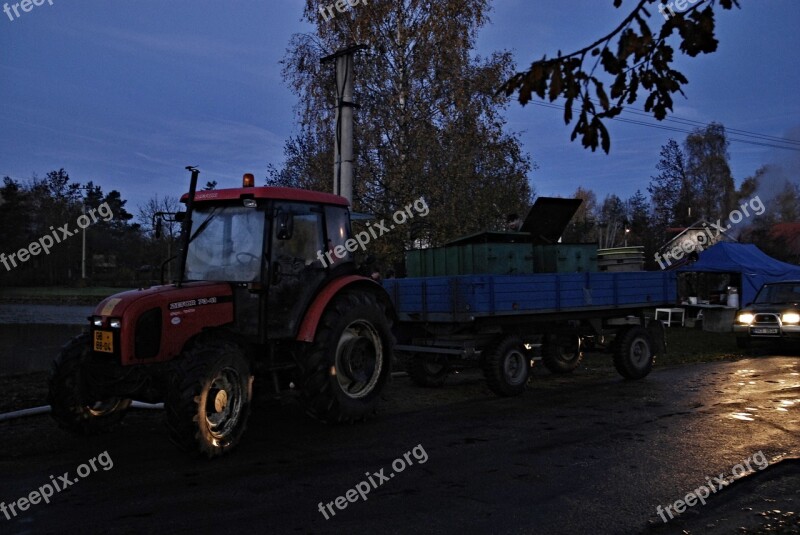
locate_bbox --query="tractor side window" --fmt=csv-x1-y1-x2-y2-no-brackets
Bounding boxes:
271,203,324,267
324,206,353,265
268,203,327,338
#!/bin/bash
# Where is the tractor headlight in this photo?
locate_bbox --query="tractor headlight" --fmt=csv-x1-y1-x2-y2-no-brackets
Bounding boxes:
782,312,800,324
109,318,122,329
91,316,103,327
737,313,754,325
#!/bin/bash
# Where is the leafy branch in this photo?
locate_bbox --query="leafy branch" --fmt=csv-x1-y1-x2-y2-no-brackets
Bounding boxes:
498,0,741,153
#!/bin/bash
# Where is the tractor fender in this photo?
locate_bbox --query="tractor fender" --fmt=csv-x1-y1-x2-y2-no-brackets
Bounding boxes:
296,275,393,343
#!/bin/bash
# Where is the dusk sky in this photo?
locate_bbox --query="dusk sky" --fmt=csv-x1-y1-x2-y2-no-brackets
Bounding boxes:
1,1,798,216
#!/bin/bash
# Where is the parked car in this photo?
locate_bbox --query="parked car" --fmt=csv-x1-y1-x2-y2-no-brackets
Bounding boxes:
733,281,800,348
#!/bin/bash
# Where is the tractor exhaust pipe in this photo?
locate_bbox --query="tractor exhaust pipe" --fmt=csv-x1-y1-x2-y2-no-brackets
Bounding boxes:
177,165,200,288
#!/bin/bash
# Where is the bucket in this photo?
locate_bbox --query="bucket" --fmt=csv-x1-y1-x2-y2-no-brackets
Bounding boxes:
727,287,739,308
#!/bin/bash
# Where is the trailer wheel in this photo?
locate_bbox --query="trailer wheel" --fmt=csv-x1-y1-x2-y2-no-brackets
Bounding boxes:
165,340,253,458
542,335,583,374
482,335,529,396
48,334,131,434
301,291,393,423
407,354,450,387
613,326,654,379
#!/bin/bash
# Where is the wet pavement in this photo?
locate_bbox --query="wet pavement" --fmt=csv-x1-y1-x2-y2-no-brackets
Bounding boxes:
0,355,798,534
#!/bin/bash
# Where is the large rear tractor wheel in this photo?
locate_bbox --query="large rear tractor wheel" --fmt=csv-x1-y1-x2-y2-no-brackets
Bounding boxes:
542,335,583,374
613,326,655,379
48,334,131,434
482,335,530,397
407,354,450,388
165,340,253,458
301,291,393,423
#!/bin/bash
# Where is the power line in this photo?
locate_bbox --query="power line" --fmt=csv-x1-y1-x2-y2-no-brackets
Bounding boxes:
528,101,800,152
617,105,800,146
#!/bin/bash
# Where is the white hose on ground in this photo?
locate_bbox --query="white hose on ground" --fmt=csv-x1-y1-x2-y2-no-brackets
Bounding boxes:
0,406,50,422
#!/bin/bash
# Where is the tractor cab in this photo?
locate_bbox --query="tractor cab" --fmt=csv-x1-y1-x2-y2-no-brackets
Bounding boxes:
179,177,357,341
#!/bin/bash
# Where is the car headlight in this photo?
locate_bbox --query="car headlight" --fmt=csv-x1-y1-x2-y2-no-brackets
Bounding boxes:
109,318,122,329
91,316,103,327
782,312,800,324
737,313,754,325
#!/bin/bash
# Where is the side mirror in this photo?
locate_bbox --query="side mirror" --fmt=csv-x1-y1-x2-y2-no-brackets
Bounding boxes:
174,211,186,222
276,210,294,240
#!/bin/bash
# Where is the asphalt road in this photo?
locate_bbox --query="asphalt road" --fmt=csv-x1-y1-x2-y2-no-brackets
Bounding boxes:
0,355,798,535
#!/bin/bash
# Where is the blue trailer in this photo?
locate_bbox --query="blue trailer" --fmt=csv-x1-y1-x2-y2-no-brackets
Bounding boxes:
383,270,678,396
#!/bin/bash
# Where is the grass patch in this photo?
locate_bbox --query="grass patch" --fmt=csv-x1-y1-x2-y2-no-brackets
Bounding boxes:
660,327,747,365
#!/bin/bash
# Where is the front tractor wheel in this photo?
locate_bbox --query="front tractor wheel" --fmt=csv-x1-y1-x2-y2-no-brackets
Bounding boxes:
482,335,530,397
613,326,655,379
165,341,253,458
48,334,131,434
302,292,393,423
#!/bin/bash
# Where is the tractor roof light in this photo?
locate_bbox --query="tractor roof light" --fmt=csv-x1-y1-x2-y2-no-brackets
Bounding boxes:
243,173,255,188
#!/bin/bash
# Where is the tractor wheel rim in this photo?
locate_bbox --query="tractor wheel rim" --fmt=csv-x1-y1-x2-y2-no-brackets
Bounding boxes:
335,320,383,400
205,367,244,440
86,399,124,417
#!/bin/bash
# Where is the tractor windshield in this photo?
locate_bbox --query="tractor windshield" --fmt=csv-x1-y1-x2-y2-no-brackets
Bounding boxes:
184,204,266,282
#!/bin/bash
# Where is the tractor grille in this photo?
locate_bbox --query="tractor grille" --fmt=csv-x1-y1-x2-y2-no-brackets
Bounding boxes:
134,307,162,359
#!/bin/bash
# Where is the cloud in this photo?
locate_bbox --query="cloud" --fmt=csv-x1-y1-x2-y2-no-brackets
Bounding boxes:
65,24,258,63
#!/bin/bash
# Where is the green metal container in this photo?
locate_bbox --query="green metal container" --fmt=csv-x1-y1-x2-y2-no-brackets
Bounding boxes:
533,244,598,273
406,243,535,276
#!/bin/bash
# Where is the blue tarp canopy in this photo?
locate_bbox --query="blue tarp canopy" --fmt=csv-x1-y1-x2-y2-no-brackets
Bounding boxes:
677,242,800,306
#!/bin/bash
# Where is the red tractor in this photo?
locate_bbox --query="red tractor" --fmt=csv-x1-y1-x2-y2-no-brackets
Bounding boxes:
48,167,395,457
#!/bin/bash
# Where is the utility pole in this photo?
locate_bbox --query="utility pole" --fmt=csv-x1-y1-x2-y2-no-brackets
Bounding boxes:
321,44,367,204
79,185,92,280
81,202,87,279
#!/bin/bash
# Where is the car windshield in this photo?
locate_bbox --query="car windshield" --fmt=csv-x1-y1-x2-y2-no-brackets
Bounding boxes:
754,283,800,305
184,204,265,282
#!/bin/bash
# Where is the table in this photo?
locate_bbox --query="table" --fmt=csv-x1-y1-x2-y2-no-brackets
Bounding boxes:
655,308,685,327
